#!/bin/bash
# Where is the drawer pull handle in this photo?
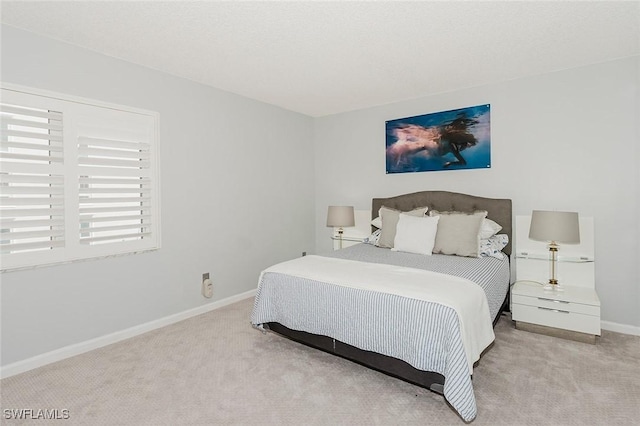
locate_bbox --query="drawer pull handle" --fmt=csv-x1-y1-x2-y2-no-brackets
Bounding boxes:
538,306,570,314
538,297,569,304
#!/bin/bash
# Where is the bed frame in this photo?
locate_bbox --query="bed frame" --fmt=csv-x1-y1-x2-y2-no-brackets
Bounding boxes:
266,191,512,395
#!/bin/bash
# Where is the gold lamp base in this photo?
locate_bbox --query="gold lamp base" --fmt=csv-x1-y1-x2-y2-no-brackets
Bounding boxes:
544,242,564,291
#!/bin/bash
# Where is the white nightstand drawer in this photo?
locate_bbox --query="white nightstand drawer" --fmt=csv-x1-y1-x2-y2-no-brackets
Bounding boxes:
512,294,600,316
512,304,601,335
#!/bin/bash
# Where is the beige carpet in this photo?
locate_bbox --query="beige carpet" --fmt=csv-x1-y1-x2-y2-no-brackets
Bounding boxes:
1,297,639,426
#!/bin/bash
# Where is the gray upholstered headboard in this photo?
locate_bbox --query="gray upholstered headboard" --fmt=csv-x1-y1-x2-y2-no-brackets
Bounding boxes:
372,191,513,256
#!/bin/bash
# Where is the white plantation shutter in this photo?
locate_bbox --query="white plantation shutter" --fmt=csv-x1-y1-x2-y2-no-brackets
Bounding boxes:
78,136,153,245
0,85,160,271
0,104,65,257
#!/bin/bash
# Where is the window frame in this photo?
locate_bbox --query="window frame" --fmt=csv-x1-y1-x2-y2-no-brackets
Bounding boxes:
1,83,161,272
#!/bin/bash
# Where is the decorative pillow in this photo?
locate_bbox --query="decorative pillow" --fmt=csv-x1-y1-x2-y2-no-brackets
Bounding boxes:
479,218,503,239
391,214,440,255
364,229,382,246
428,210,487,257
378,206,429,248
370,216,382,229
479,234,509,259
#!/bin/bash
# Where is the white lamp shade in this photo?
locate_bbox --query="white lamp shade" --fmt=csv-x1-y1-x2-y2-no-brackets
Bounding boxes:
529,210,580,244
326,206,355,228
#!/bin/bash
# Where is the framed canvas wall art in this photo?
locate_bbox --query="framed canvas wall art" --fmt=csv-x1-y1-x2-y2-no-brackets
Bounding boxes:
386,104,491,174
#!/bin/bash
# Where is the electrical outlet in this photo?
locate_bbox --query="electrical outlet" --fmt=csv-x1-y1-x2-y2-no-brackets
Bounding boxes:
202,273,213,298
302,251,307,257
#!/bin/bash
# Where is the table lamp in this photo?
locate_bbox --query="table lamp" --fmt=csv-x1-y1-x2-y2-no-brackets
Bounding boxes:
326,206,355,249
528,210,580,290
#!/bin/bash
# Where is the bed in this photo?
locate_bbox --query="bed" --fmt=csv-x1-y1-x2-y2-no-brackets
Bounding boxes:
251,191,512,421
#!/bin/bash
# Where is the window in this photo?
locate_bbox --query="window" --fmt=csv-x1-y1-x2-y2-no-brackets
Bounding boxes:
1,84,160,271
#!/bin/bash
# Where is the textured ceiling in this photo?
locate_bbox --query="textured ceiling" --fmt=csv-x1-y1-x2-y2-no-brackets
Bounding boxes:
1,1,639,117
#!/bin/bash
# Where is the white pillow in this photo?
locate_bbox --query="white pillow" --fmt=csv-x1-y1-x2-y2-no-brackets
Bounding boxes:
479,218,503,239
391,214,440,255
364,229,381,246
371,216,382,229
378,206,429,248
479,234,509,259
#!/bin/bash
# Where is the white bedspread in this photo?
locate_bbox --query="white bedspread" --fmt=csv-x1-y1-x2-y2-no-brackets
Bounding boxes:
261,255,495,372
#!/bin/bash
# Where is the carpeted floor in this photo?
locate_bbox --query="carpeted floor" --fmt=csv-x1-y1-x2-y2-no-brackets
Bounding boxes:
1,297,639,426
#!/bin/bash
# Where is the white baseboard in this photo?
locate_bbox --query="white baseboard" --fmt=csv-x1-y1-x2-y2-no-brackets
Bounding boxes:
601,320,640,336
0,289,257,379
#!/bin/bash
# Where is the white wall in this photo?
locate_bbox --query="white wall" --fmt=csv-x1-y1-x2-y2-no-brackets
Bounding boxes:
1,25,316,366
314,56,640,329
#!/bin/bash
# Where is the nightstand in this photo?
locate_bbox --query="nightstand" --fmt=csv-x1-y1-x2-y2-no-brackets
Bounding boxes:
330,209,371,250
331,235,365,250
511,281,601,343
